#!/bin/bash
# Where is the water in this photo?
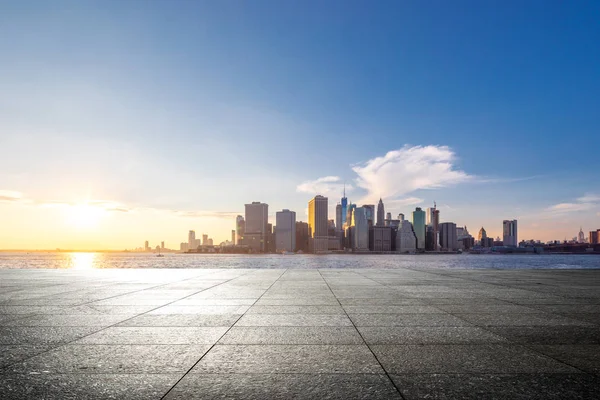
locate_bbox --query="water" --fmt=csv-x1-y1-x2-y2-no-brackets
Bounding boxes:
0,252,599,269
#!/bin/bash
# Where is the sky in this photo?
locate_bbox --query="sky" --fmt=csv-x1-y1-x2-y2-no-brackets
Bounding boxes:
1,0,599,250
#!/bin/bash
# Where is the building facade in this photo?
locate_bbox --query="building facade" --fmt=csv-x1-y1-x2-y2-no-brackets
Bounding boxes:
396,220,417,253
439,222,458,251
412,207,426,250
370,226,392,251
235,215,244,245
295,222,309,252
244,202,269,252
503,220,518,247
376,198,385,227
275,209,296,252
351,207,369,251
308,195,328,253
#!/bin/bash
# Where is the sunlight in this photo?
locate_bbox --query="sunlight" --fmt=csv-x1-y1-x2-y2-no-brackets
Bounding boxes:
69,252,96,270
68,203,105,228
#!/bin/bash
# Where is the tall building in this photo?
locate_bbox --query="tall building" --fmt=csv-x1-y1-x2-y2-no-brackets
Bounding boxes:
376,198,385,227
370,226,392,251
144,240,150,251
308,195,328,253
384,212,392,226
363,204,375,227
245,202,269,252
275,209,296,252
341,185,348,227
202,234,208,246
440,222,458,251
295,222,309,252
345,203,356,229
578,228,585,243
351,207,369,251
188,230,195,250
335,203,342,230
589,230,599,245
160,241,164,250
412,207,426,250
231,230,235,244
503,220,518,247
478,227,487,243
426,203,440,251
235,215,244,245
396,220,417,253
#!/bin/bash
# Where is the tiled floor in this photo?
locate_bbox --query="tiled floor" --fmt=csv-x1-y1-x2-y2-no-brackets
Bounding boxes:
0,267,599,399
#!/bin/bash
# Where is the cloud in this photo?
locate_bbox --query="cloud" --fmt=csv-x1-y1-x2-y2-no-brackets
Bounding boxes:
544,193,600,215
352,145,474,203
0,190,24,202
172,210,240,219
296,176,352,197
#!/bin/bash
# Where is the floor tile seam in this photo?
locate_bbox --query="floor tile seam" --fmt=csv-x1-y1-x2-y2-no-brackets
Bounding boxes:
158,268,288,400
316,269,407,400
433,307,598,377
0,270,258,371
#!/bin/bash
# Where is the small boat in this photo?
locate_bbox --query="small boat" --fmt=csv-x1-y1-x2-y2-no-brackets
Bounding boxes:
156,249,164,257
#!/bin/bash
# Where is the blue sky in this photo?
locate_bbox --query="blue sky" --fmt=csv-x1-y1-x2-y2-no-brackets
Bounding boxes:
1,0,599,248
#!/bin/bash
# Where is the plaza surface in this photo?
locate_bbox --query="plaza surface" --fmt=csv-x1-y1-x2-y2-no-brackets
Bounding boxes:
1,267,599,399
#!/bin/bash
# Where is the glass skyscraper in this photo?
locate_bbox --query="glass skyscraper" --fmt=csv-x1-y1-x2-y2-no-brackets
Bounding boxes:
412,207,426,250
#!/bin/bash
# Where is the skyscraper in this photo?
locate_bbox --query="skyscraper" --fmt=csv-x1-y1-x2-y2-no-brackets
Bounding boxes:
363,204,375,227
341,185,348,227
412,207,426,250
351,207,369,251
335,203,342,230
231,230,235,244
235,215,244,245
503,220,518,247
376,198,385,227
188,230,195,250
396,220,417,253
295,221,309,252
426,203,440,251
275,209,296,252
578,228,585,243
245,202,268,252
440,222,458,251
308,195,328,253
202,234,208,246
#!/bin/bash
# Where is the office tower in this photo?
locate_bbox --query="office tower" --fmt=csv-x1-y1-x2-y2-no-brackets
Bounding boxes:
295,221,310,252
412,207,426,250
144,241,149,251
341,185,348,227
398,213,404,221
235,215,244,245
351,207,369,251
335,203,342,230
327,219,336,237
202,234,208,246
207,238,213,246
396,220,417,253
385,212,392,226
180,242,188,251
245,202,268,252
160,241,164,250
578,228,585,243
346,203,356,229
266,223,275,253
370,226,392,251
589,230,599,245
308,195,328,253
275,209,296,252
376,198,385,227
440,222,458,251
425,203,440,251
188,230,195,250
231,230,235,244
363,204,375,227
503,220,518,247
478,227,487,243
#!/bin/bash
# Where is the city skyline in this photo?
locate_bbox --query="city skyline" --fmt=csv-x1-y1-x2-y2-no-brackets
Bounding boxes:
1,1,599,250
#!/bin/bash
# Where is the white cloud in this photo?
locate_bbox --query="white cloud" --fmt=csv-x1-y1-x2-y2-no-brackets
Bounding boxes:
0,190,23,202
545,193,600,215
296,176,352,197
352,145,474,203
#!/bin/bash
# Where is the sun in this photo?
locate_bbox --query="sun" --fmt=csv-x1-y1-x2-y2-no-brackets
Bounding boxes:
68,203,105,228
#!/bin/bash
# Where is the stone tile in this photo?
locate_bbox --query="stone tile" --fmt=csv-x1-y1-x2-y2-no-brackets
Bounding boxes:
372,344,579,373
171,298,257,306
148,305,250,314
0,327,100,345
455,313,594,326
0,345,53,368
219,327,363,344
531,345,600,375
8,344,210,374
254,297,339,305
0,374,180,400
349,313,472,327
117,314,240,327
434,304,541,313
246,305,345,314
487,326,600,344
391,373,600,400
74,326,229,344
165,374,401,400
358,326,506,345
3,314,136,327
235,314,353,327
338,298,426,306
191,344,383,374
343,305,441,314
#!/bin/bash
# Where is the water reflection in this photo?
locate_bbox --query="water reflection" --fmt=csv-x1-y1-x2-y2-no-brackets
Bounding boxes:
70,252,96,269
